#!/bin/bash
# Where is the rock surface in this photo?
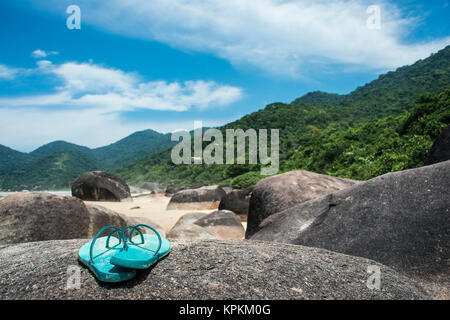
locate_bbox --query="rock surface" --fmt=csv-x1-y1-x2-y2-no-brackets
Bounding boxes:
167,213,218,240
167,186,227,210
85,204,128,237
246,170,358,238
219,188,252,215
251,161,450,298
194,210,245,239
0,193,91,245
165,184,185,196
72,171,132,202
425,125,450,165
0,239,429,300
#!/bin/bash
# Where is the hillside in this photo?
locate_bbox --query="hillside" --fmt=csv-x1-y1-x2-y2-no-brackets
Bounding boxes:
30,141,92,160
294,45,450,117
91,129,175,169
0,150,99,190
0,130,175,190
0,145,30,174
115,46,450,188
115,89,449,188
292,91,344,106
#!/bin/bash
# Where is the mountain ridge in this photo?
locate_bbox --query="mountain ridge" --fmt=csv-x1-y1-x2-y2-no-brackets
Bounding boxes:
1,45,449,190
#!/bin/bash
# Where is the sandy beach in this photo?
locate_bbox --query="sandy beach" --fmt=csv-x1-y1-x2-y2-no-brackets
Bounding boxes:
85,195,220,232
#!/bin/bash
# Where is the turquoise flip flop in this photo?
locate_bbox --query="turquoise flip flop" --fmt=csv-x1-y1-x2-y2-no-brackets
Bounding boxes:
110,224,171,269
78,226,137,282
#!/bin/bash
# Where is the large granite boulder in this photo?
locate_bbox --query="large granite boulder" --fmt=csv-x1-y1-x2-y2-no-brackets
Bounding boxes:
72,171,132,202
246,170,358,238
252,161,450,299
219,188,252,216
0,193,91,244
194,210,245,239
165,184,186,196
167,213,218,240
425,125,450,165
84,204,128,237
167,186,227,210
0,239,428,300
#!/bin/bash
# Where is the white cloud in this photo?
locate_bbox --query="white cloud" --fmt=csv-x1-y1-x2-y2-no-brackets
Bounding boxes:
0,61,243,112
31,49,59,59
0,60,243,150
0,64,19,80
30,0,450,77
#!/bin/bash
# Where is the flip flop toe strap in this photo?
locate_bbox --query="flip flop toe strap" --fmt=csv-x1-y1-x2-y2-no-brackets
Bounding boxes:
89,226,123,265
123,224,162,256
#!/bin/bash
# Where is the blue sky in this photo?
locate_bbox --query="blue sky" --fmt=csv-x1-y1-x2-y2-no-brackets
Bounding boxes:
0,0,449,152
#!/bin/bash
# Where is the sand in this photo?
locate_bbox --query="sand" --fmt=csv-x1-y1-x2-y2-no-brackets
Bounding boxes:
85,195,218,233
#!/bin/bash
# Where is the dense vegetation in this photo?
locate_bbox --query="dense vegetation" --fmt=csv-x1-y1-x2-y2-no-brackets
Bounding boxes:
0,129,175,190
0,150,98,190
114,89,449,188
1,46,449,190
283,90,450,180
114,46,450,188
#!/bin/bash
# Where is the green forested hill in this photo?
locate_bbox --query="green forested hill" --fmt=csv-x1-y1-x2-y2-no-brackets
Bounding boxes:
283,90,450,180
91,129,175,169
292,91,344,106
0,130,175,190
30,141,92,160
115,46,450,188
115,89,449,188
293,45,450,118
0,145,30,174
0,150,99,190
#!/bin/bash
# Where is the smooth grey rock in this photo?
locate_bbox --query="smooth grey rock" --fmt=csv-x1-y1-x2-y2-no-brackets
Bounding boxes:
167,186,226,210
425,125,450,165
0,239,429,300
219,188,252,215
252,161,450,299
84,204,128,237
194,210,245,239
72,171,132,202
167,213,218,240
221,186,233,194
0,193,91,245
246,170,358,238
165,184,186,196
